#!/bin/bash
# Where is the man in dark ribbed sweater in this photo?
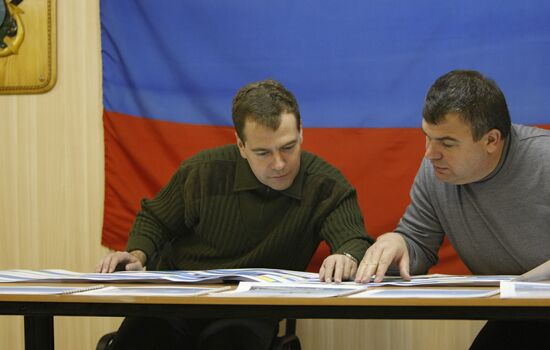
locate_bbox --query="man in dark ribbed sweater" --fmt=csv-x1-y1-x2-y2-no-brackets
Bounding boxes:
356,70,550,349
96,79,373,349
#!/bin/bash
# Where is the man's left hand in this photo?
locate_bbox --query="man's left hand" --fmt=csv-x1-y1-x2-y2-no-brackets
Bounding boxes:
319,253,358,283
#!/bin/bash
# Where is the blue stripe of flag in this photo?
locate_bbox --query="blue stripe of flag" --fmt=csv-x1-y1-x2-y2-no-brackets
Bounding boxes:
101,0,550,127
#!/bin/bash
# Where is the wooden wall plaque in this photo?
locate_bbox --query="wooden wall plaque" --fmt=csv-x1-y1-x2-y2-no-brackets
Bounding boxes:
0,0,56,94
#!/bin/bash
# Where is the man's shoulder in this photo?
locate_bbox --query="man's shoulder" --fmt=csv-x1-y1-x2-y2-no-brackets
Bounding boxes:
175,145,239,179
301,151,352,188
513,124,550,141
513,124,550,158
185,144,240,165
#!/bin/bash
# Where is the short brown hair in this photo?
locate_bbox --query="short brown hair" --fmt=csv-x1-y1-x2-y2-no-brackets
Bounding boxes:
232,79,301,142
423,70,511,141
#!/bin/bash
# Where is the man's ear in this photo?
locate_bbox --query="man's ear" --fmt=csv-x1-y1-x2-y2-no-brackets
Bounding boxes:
485,129,502,153
235,132,247,159
299,128,303,144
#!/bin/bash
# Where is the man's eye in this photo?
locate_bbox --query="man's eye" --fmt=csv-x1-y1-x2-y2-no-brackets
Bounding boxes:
282,144,295,151
442,143,454,148
255,152,268,156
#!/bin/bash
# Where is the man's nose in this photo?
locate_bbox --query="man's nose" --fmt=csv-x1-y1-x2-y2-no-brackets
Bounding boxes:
272,152,285,170
424,140,441,160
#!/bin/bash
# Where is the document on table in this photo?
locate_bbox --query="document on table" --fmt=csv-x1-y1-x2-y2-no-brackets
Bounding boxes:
500,280,550,298
215,282,369,298
0,284,229,297
0,268,318,284
0,285,105,295
76,285,231,297
367,274,516,287
349,288,499,298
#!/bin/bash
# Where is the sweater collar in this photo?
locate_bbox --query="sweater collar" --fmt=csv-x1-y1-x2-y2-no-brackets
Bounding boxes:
476,125,514,183
233,154,304,200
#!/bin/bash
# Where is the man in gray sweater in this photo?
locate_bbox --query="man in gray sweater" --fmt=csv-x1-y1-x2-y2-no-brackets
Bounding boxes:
356,70,550,348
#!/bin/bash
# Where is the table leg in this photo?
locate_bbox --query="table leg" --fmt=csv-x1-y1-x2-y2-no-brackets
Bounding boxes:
24,315,54,350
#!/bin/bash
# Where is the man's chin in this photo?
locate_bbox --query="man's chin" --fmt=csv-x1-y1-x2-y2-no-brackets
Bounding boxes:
435,173,464,185
268,183,291,191
434,172,453,183
266,178,293,191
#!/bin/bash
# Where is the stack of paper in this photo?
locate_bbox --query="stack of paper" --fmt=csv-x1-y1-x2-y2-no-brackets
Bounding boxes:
0,268,318,284
0,284,230,297
0,270,525,299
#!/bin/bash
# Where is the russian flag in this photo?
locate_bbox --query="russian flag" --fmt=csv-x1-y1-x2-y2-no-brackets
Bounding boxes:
100,1,550,273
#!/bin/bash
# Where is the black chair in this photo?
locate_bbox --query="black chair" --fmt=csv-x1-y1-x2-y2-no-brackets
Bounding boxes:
97,246,303,350
96,318,301,350
271,319,301,350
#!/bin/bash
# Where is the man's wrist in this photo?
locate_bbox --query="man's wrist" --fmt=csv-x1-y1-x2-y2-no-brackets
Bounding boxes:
343,252,358,264
129,250,147,266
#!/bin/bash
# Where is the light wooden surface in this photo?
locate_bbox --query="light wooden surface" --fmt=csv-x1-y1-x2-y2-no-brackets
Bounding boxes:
0,1,121,349
0,286,496,350
0,284,547,306
0,1,485,349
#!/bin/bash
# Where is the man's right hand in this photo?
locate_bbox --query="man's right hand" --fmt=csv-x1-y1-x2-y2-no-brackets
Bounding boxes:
95,250,146,273
355,232,411,283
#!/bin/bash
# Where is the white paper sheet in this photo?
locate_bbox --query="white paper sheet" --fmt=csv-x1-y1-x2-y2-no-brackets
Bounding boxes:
500,280,550,298
76,285,230,297
349,288,499,298
215,282,369,298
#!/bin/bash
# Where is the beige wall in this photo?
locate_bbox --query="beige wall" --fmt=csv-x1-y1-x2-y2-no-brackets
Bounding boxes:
0,1,122,349
0,1,484,349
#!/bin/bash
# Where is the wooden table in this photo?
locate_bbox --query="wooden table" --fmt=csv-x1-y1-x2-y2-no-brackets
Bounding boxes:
2,285,550,350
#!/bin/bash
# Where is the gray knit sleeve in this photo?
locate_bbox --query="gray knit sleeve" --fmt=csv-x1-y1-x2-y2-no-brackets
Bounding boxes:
395,159,445,274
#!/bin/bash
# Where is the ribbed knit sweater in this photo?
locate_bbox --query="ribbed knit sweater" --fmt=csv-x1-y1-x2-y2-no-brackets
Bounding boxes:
127,145,373,271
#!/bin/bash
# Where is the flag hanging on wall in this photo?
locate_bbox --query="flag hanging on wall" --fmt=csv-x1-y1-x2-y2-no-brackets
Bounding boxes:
100,1,550,273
